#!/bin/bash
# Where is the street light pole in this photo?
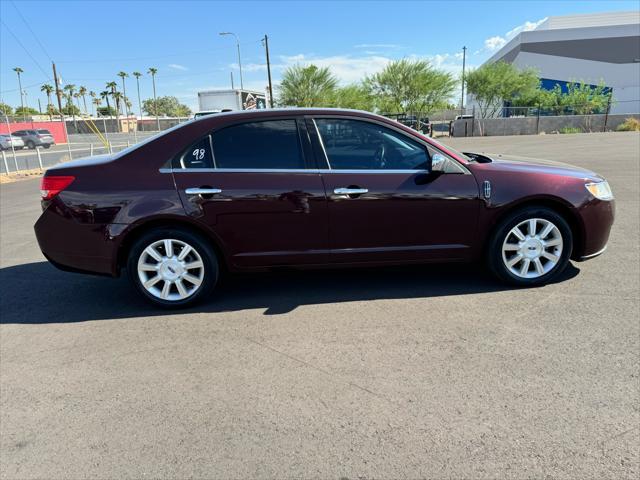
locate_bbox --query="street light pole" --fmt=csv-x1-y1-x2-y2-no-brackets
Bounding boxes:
460,46,467,116
219,32,243,90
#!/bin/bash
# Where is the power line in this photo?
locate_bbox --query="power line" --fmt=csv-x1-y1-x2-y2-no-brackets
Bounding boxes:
0,19,52,81
56,39,264,64
10,0,53,62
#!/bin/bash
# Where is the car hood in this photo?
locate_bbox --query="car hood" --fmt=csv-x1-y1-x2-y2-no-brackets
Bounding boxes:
468,152,603,181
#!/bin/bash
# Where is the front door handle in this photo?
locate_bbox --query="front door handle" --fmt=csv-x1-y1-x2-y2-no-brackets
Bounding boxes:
185,187,222,196
334,187,368,196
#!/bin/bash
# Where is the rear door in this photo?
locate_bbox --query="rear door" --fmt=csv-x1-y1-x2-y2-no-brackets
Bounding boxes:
171,117,328,268
309,116,480,264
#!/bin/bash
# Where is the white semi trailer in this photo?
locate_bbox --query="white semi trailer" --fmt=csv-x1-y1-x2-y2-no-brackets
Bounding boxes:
197,89,267,114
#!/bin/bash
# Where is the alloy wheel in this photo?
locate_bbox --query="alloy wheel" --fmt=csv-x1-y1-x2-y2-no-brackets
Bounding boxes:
501,218,563,279
137,238,205,301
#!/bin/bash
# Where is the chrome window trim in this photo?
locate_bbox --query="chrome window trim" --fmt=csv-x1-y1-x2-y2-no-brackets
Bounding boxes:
160,167,434,174
310,115,470,175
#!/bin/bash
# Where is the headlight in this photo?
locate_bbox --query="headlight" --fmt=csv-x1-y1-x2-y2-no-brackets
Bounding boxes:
585,181,613,200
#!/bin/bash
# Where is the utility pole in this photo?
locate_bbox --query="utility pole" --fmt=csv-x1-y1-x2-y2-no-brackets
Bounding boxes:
52,62,64,121
230,71,234,89
263,35,274,107
460,46,467,116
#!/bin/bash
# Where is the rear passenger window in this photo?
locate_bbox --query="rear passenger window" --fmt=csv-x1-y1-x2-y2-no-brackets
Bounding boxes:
180,135,214,168
212,120,304,169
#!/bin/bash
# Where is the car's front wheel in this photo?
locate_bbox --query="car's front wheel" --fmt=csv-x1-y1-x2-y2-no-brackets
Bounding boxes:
127,228,218,308
26,141,36,149
488,207,573,286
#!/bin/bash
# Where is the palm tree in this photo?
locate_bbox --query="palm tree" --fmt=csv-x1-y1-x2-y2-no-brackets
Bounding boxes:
63,84,77,125
106,81,120,131
132,71,143,120
278,64,338,107
78,86,88,114
148,67,160,130
73,92,82,116
92,97,102,116
117,72,129,116
89,91,97,116
100,90,111,115
13,67,25,120
41,83,54,120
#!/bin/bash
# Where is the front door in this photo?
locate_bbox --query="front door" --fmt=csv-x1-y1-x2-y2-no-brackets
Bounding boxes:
311,117,480,264
172,117,328,268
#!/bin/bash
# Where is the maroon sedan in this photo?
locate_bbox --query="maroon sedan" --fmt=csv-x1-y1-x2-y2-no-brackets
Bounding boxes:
35,109,614,307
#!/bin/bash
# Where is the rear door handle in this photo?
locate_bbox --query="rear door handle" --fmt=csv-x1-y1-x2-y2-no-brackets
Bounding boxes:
185,187,222,195
334,187,368,195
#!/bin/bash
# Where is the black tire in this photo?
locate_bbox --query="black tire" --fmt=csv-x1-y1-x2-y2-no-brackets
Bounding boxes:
26,141,36,149
487,206,573,286
127,227,218,308
43,144,51,149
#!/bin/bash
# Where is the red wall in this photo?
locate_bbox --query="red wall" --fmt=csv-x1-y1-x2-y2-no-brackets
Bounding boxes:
0,121,68,144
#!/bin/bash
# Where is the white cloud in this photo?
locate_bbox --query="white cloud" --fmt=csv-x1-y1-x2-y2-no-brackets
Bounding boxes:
168,63,188,71
476,17,547,55
278,54,392,83
506,17,547,38
484,36,507,52
354,43,399,49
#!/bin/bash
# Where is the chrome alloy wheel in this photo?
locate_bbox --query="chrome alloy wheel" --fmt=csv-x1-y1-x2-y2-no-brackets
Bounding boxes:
501,218,563,279
137,239,205,301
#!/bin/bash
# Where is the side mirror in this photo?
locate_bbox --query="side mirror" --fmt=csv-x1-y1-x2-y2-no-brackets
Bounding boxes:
430,153,447,173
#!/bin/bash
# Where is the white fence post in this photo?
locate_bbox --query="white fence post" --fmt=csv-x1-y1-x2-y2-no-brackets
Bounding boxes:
13,150,19,172
90,143,94,156
2,150,8,174
36,147,43,170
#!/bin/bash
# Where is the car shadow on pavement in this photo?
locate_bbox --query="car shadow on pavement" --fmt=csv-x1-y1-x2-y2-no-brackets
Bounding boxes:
0,261,580,324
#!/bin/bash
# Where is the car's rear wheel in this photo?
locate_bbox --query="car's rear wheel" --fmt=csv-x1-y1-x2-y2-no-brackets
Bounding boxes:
488,207,572,286
127,228,218,308
43,144,51,149
26,141,35,149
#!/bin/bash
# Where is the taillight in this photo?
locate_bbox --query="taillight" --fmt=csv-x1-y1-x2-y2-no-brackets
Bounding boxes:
40,175,75,200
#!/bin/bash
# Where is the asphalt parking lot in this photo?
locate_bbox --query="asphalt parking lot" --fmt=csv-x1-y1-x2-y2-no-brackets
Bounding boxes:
1,132,638,479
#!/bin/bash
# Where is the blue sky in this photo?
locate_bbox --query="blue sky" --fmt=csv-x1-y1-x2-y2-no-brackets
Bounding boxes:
1,0,637,111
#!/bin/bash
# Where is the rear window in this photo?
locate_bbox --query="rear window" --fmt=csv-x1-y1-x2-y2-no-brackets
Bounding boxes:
37,129,51,134
212,120,304,169
180,136,214,169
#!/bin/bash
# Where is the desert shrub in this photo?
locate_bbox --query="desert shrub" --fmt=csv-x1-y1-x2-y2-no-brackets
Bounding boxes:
616,117,640,132
560,126,582,134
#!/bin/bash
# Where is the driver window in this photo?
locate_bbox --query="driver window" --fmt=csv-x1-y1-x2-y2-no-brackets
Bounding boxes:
314,118,429,170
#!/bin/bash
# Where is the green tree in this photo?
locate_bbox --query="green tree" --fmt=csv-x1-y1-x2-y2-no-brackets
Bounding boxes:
142,96,192,117
562,81,610,115
63,84,77,123
15,106,41,116
106,81,120,129
78,86,88,114
0,102,13,115
61,104,80,116
329,84,376,111
118,71,129,116
366,59,456,128
132,71,143,118
465,61,539,118
278,64,338,107
148,67,160,130
97,106,116,117
40,84,54,119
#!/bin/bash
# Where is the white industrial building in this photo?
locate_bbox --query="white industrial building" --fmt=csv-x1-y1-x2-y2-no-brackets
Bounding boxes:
471,11,640,114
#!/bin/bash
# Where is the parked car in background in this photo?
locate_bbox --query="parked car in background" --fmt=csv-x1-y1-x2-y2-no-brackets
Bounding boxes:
12,129,55,149
397,114,430,134
35,108,615,308
0,134,25,150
